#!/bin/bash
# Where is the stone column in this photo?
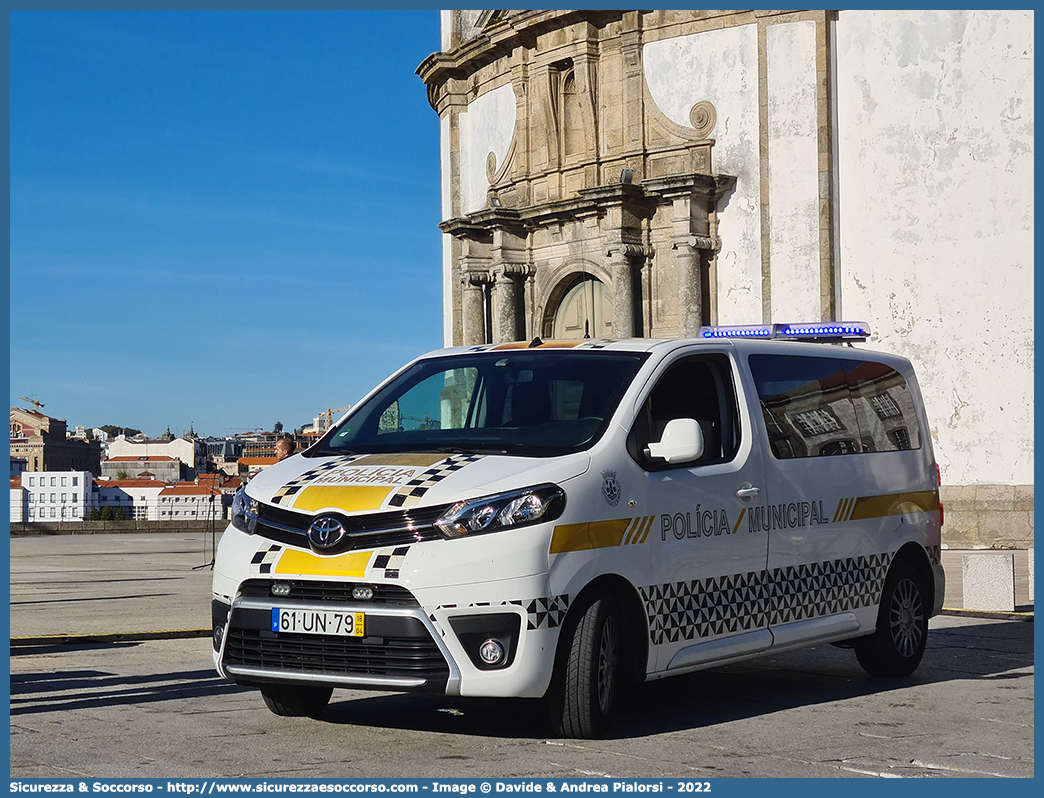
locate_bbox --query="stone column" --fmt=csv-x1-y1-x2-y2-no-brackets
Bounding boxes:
460,270,489,346
609,246,635,339
674,237,703,338
491,264,531,343
492,266,517,344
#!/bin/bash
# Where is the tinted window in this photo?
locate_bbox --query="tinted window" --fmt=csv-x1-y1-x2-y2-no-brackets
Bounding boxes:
749,354,920,459
628,355,740,469
843,359,921,452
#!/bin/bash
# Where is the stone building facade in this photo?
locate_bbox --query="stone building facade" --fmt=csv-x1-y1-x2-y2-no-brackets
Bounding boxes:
417,10,1033,548
9,407,102,475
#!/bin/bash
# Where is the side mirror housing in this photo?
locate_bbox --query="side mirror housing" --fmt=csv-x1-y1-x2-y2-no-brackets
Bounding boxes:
646,418,705,464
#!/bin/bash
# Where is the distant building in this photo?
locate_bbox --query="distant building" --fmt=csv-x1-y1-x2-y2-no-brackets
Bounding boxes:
102,455,186,484
10,476,25,522
92,478,166,520
156,483,223,522
21,470,93,522
106,434,205,478
205,437,243,470
10,457,27,479
238,457,278,479
241,433,311,460
10,407,102,474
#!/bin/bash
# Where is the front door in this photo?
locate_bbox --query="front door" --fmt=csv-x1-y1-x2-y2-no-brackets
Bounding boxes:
552,276,613,340
628,351,772,673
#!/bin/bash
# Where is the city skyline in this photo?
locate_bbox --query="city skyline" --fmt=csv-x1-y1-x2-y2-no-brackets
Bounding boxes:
10,10,445,438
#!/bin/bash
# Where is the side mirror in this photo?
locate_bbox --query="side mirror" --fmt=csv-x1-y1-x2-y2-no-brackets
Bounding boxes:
646,418,705,464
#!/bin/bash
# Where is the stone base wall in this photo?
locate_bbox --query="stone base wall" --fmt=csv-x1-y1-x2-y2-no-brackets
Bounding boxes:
9,520,220,536
941,484,1034,549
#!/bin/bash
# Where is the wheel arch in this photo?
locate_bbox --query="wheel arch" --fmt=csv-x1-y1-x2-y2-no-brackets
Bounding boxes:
892,540,935,610
564,573,649,689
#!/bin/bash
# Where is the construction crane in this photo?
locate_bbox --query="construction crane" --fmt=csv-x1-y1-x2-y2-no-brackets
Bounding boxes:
323,406,351,431
19,395,44,413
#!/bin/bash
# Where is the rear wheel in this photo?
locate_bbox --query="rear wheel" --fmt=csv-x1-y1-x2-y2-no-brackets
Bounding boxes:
855,560,928,677
547,592,621,739
259,684,333,717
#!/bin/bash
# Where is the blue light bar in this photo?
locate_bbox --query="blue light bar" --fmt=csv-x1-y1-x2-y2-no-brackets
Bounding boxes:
699,324,773,339
774,322,870,342
697,321,870,342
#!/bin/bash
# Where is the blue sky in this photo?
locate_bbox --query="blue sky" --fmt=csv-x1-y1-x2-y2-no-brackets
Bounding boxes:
10,9,445,439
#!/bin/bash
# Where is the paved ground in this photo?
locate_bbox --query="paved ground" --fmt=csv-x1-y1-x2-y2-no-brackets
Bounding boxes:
7,533,1036,779
9,616,1034,778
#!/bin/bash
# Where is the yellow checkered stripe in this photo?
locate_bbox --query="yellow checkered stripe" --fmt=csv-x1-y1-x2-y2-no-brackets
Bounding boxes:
833,490,940,523
550,515,655,554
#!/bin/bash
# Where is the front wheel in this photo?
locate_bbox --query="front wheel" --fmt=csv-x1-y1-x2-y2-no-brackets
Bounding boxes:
259,684,333,717
855,560,929,677
547,592,621,739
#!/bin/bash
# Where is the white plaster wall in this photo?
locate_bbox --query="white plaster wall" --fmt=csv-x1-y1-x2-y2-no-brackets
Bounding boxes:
441,112,454,346
459,83,517,215
767,21,821,322
644,25,762,324
836,9,1034,486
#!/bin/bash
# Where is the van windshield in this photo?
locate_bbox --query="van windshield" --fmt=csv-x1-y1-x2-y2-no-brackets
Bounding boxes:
313,350,649,458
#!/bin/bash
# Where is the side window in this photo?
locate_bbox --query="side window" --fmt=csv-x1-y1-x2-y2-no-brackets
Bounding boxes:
843,360,921,452
628,355,739,469
749,354,921,459
749,354,861,459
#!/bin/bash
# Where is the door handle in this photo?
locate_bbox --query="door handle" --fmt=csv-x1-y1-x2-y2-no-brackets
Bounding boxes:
735,484,761,499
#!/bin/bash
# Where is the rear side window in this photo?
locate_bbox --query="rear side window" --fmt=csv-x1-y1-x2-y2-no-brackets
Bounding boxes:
748,354,920,459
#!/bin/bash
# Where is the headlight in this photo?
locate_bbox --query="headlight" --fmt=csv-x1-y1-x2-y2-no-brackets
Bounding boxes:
435,484,565,539
231,486,259,534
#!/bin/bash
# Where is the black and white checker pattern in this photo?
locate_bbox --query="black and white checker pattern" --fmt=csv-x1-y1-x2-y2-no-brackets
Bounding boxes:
642,553,892,645
508,595,571,630
370,546,410,580
250,544,283,575
431,595,570,631
387,454,484,507
272,456,359,506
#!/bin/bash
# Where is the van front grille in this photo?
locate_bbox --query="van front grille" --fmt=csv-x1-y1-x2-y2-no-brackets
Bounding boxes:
253,503,449,551
223,628,449,689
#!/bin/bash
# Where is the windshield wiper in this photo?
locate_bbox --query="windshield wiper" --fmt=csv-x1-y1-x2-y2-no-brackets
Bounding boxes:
435,446,508,456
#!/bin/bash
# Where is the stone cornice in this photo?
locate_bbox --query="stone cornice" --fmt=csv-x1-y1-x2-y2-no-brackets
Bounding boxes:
440,173,736,240
416,10,625,93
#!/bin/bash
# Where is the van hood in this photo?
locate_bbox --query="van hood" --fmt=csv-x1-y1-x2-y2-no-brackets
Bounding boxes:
243,451,592,516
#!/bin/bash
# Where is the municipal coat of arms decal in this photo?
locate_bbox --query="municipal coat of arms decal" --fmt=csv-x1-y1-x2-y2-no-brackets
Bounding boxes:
601,469,621,507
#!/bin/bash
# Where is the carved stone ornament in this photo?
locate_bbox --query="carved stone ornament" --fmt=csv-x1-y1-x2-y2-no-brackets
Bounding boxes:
486,151,498,184
688,101,717,139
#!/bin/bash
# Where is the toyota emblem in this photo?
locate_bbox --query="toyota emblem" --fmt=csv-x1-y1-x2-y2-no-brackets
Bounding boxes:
307,515,347,550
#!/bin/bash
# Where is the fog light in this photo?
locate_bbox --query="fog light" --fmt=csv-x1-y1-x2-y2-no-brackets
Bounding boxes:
478,639,504,666
213,624,224,648
271,582,291,597
352,585,374,601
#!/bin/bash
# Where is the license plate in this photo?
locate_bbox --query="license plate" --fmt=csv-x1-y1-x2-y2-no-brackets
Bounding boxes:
272,608,365,637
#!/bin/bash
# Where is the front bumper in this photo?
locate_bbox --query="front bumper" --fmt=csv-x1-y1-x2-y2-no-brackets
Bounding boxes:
215,578,458,692
213,574,561,699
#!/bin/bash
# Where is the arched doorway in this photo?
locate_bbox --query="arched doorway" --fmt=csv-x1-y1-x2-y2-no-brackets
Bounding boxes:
552,275,614,340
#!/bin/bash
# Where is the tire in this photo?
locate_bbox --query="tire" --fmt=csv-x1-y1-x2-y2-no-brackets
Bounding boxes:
855,560,929,677
547,592,621,739
259,684,333,718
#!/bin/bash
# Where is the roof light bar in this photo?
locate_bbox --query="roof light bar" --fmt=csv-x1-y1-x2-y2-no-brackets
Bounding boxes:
775,322,870,342
699,324,773,339
698,321,870,343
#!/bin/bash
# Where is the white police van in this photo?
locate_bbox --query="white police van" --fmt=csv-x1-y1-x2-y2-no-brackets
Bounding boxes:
213,322,944,738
